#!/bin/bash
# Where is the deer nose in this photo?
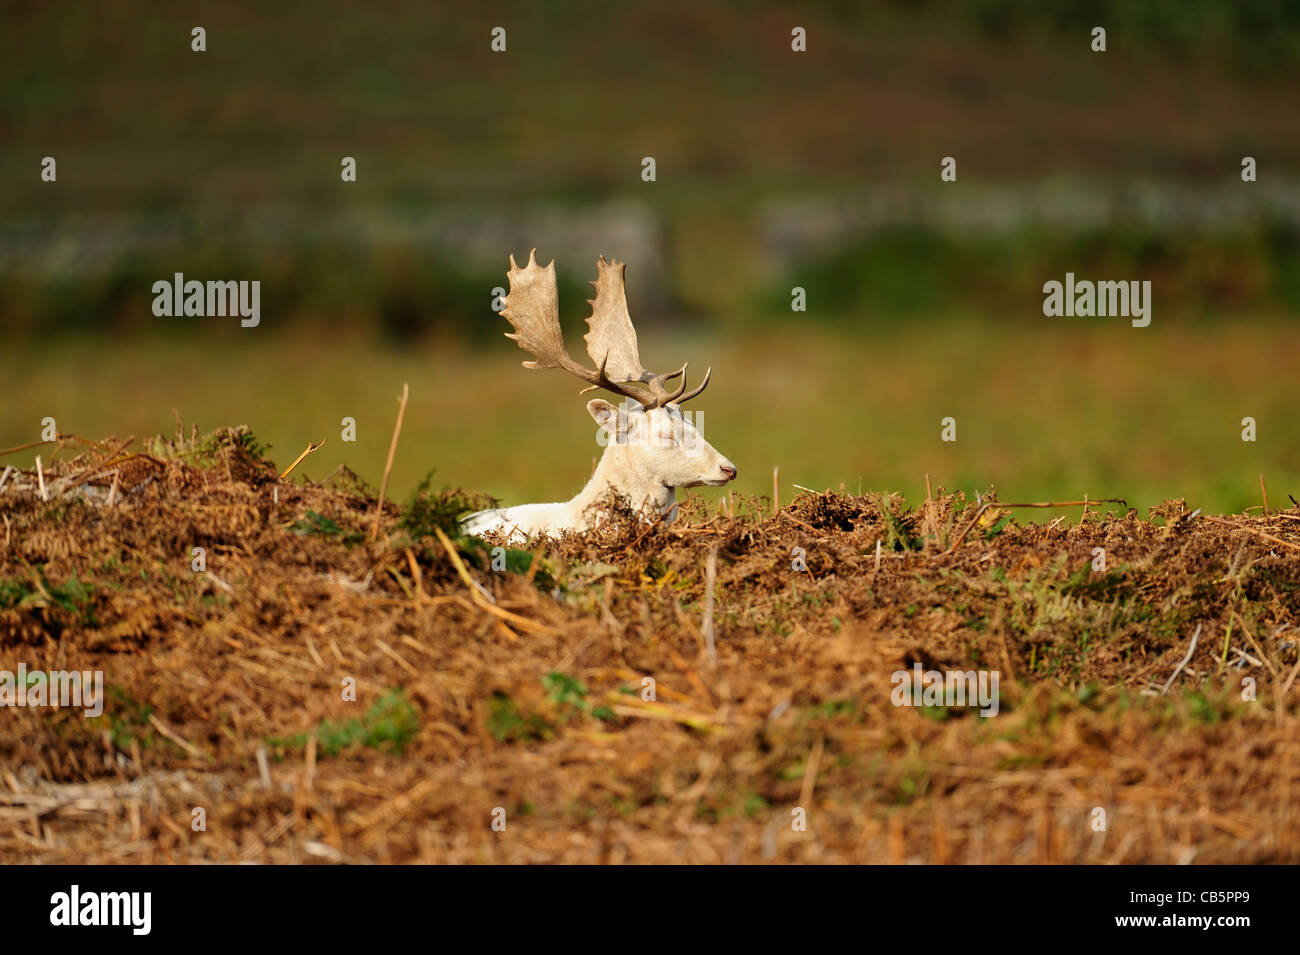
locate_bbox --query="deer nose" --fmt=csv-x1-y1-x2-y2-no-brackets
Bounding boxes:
720,464,737,481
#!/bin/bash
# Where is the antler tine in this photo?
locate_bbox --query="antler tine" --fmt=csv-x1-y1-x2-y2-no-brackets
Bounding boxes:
674,366,712,405
643,363,689,407
589,352,653,406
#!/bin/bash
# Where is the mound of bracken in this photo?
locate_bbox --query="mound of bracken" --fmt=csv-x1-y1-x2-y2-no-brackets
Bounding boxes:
1,427,1297,863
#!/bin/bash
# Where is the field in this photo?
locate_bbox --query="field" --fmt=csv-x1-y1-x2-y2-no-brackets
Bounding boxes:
1,427,1297,863
4,315,1299,516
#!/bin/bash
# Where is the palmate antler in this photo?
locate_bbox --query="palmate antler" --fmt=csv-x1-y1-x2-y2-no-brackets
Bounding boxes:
501,250,711,409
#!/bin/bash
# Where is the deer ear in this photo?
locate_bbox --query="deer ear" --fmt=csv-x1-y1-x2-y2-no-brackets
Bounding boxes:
588,398,630,438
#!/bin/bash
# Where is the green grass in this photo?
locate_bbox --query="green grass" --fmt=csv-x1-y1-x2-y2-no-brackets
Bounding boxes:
2,316,1296,518
268,688,420,757
290,510,363,544
0,567,97,625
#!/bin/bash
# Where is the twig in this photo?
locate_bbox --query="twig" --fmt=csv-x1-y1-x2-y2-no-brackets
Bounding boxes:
385,565,416,600
624,502,676,553
772,466,780,515
1235,612,1278,679
779,509,816,532
0,439,58,458
606,694,728,732
997,499,1126,509
524,546,545,586
1160,623,1202,695
1281,656,1300,701
403,548,427,603
943,501,994,554
1260,474,1270,517
374,638,419,676
147,714,203,759
256,746,273,789
1202,515,1300,553
279,438,327,482
1228,647,1264,668
35,456,46,502
370,383,409,541
433,526,555,635
798,737,825,811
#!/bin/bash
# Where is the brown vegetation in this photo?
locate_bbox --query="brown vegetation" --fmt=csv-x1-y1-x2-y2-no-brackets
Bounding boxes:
1,428,1297,863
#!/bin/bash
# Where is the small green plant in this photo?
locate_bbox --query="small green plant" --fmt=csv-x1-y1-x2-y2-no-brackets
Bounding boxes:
148,425,269,467
0,569,97,624
982,515,1010,539
106,686,155,749
872,493,923,551
400,471,495,540
487,693,554,743
543,672,588,707
542,672,615,721
269,689,419,756
290,509,363,543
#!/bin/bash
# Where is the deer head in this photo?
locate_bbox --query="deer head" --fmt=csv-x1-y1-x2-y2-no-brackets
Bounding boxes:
501,251,737,493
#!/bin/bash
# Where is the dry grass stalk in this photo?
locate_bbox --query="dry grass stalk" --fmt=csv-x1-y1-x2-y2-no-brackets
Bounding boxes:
799,736,826,810
701,547,718,665
1161,623,1202,694
1203,515,1300,553
255,746,272,789
374,639,418,676
278,438,327,482
1234,612,1278,679
0,438,57,458
146,714,203,759
370,382,409,541
404,547,428,603
433,526,555,635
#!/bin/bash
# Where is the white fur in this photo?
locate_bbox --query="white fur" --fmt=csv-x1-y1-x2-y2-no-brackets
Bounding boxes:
462,399,736,543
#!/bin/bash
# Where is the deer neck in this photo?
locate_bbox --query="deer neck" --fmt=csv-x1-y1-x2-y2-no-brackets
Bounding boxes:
570,443,675,521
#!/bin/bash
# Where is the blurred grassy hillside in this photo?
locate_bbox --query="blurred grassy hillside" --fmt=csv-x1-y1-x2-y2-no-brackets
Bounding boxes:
2,1,1298,513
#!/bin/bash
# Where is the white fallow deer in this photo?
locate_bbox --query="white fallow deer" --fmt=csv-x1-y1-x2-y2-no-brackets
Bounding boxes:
461,251,737,542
